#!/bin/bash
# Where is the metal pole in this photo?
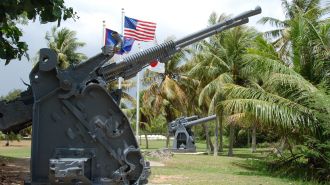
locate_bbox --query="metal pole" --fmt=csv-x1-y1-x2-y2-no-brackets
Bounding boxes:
136,42,142,143
102,20,106,46
136,71,140,143
118,8,125,89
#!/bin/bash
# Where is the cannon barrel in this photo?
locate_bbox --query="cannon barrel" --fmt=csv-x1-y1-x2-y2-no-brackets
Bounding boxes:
98,6,262,82
176,6,261,48
0,7,262,134
183,114,217,127
183,115,199,122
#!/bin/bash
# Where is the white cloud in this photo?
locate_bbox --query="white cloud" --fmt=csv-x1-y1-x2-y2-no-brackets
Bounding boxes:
0,0,285,96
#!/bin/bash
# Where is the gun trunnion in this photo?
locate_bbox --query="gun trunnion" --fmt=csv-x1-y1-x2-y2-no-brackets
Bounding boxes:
0,6,261,185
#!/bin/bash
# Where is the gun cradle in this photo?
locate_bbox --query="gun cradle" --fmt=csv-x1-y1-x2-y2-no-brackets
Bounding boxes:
25,48,149,184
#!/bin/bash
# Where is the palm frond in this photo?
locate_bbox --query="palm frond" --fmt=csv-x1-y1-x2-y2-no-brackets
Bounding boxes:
221,98,316,131
264,73,318,93
258,17,286,28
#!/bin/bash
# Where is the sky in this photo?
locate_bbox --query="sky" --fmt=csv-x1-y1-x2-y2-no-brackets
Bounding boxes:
0,0,286,96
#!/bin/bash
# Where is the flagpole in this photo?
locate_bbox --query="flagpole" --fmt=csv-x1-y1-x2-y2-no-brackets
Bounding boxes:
102,20,106,46
118,8,125,90
136,42,141,144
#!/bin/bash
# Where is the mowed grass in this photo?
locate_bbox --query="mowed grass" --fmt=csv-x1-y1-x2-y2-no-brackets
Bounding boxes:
0,140,31,158
149,152,316,185
140,139,316,185
0,139,319,185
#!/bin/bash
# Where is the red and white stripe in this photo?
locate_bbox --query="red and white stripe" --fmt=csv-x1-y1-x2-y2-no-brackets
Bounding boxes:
124,19,156,41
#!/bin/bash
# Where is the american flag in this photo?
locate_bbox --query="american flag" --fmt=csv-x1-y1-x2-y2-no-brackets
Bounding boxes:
124,16,156,41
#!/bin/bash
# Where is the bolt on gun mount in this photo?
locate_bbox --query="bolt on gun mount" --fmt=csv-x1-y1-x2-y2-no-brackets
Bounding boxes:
0,6,261,185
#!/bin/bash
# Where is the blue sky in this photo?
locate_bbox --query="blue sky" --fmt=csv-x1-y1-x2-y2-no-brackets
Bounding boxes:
0,0,285,96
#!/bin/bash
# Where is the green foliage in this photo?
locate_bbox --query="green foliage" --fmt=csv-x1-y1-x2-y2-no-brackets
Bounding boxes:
0,0,77,64
45,26,87,68
19,126,32,137
0,131,5,140
0,89,22,102
6,132,22,142
259,0,330,87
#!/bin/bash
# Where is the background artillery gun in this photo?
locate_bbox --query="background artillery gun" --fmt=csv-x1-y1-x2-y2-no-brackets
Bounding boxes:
168,115,217,152
0,7,261,185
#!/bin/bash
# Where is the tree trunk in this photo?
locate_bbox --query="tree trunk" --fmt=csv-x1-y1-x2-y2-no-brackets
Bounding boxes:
219,116,223,152
202,123,213,153
279,137,286,154
166,132,170,148
252,124,257,153
144,133,149,149
209,136,214,152
214,115,219,156
228,124,234,156
5,134,9,147
247,128,250,148
219,112,223,152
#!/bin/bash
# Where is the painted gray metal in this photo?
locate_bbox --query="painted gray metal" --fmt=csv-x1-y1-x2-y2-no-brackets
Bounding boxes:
0,88,33,133
0,6,262,184
169,115,217,152
26,47,150,184
184,114,217,128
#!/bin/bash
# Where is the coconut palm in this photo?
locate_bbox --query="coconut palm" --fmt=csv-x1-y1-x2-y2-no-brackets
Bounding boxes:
188,12,258,156
142,45,192,147
259,0,330,85
107,79,136,107
224,36,330,181
45,26,87,68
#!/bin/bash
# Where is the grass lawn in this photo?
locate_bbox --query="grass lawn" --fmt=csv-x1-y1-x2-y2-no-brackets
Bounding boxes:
0,139,320,185
148,150,317,185
0,140,31,158
139,139,317,185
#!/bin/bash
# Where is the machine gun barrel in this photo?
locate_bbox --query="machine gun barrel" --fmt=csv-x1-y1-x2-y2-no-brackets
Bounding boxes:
184,114,217,127
98,6,262,82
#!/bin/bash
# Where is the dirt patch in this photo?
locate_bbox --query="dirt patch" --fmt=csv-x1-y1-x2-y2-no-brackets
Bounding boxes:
149,161,165,167
0,140,31,148
150,175,188,184
0,156,30,185
0,140,30,184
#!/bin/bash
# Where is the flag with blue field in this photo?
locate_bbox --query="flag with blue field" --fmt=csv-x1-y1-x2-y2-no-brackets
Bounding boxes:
105,28,135,54
124,16,156,41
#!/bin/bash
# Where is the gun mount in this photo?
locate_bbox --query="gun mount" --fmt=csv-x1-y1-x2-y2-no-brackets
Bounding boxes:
169,115,217,152
0,6,261,185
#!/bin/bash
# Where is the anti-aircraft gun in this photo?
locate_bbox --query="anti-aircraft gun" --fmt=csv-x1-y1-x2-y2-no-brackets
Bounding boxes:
0,7,261,185
168,115,217,152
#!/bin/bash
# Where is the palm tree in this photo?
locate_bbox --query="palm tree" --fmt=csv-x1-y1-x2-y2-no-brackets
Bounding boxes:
188,12,258,156
45,26,87,68
142,46,191,148
236,35,330,181
107,79,136,107
259,0,330,85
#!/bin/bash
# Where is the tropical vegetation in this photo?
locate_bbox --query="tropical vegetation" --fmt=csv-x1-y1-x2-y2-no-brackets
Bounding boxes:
138,0,330,182
1,0,329,183
45,26,87,68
